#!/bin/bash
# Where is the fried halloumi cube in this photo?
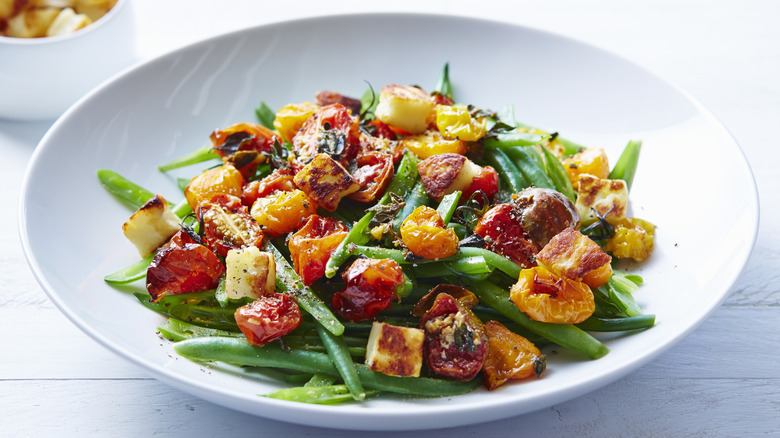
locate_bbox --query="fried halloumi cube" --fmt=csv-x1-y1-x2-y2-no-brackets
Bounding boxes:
293,153,359,211
365,322,425,377
575,175,628,226
224,247,276,299
536,228,612,288
45,7,91,37
374,84,434,134
122,194,181,257
417,153,482,201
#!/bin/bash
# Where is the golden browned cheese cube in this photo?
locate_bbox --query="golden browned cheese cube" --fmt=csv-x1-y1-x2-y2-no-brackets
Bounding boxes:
575,175,628,226
536,228,612,288
365,322,424,377
417,153,481,201
293,153,359,211
224,246,276,300
374,84,435,134
122,194,181,257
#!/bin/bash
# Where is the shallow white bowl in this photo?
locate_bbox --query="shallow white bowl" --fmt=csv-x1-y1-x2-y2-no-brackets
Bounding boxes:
19,13,758,431
0,0,136,121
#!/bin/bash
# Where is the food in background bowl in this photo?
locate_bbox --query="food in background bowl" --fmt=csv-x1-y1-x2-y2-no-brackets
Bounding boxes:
0,0,116,38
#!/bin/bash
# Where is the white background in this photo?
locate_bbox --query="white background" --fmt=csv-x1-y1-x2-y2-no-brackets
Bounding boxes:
2,0,778,436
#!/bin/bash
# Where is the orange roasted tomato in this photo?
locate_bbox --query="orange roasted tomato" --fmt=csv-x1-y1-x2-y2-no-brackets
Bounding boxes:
288,215,348,286
482,320,546,390
196,194,264,258
210,123,281,178
240,167,296,207
400,206,459,260
249,189,317,237
234,293,302,346
291,104,360,170
510,266,595,324
348,152,394,203
332,258,405,322
419,292,488,381
184,164,245,212
146,230,225,301
473,204,539,268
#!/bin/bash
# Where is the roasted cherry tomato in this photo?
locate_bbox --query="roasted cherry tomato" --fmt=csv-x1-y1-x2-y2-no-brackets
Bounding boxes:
315,91,362,115
482,320,545,390
400,205,459,260
434,104,487,142
288,215,348,286
210,123,281,178
348,152,394,203
184,164,245,212
146,230,225,301
510,266,595,324
241,167,296,207
419,292,488,381
605,217,655,262
332,258,405,322
364,119,397,140
462,165,499,202
291,104,360,170
197,194,264,258
249,189,317,237
513,187,580,248
473,203,539,268
234,293,302,346
273,101,319,144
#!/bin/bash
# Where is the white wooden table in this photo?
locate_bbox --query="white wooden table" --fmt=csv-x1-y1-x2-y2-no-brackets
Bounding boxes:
2,1,778,435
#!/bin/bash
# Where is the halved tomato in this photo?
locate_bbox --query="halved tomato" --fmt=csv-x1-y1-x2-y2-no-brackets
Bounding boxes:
473,203,538,268
234,293,302,346
241,167,296,207
291,104,360,170
332,258,405,322
210,123,281,178
197,194,264,258
288,215,348,286
348,152,394,203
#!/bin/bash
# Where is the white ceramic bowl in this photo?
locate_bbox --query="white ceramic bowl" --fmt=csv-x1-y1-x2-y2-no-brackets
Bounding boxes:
19,13,758,431
0,0,136,121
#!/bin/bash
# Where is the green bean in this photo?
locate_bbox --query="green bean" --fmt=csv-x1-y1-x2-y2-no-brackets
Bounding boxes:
171,198,192,218
599,276,642,317
135,292,240,331
104,254,154,284
255,101,277,130
392,180,431,232
464,279,609,359
264,240,345,336
482,148,527,193
483,132,548,148
157,318,241,342
576,314,655,332
347,245,406,264
540,144,576,202
264,385,379,405
523,145,546,170
97,169,156,209
325,152,420,278
436,191,462,224
158,146,219,172
608,140,642,191
304,373,337,388
503,147,555,189
411,256,493,279
458,247,521,279
315,323,366,400
174,337,480,396
434,62,453,99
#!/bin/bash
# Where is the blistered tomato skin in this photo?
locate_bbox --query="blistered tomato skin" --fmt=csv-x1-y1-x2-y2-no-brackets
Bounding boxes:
420,293,488,381
210,123,281,178
482,320,545,391
400,206,459,260
234,293,302,346
249,189,318,237
184,164,245,212
291,104,360,169
288,215,348,286
510,266,595,324
473,203,539,268
146,230,225,301
462,165,499,202
332,258,405,322
348,152,394,203
241,168,296,207
197,194,264,258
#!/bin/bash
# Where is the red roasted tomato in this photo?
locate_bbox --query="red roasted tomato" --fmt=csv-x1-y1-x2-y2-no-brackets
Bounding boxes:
197,194,264,258
234,293,302,346
332,258,405,322
462,165,499,202
347,152,394,203
146,230,225,301
291,104,360,170
288,215,349,286
210,123,281,178
473,203,539,268
240,167,296,207
419,293,488,381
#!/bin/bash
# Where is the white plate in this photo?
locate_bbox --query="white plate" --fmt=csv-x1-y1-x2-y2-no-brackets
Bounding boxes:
19,13,758,431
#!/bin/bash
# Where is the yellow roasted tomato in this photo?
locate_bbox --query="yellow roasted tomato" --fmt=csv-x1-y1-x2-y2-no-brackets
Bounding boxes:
482,320,546,391
510,266,595,324
273,101,318,144
605,217,655,262
184,164,244,211
249,189,317,237
434,104,487,142
400,206,458,260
